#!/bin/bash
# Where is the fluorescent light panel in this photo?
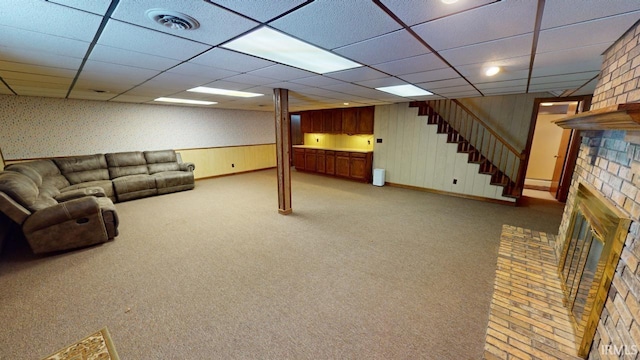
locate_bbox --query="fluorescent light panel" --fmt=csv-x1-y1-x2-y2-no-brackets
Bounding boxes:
188,86,263,98
154,97,217,105
376,84,432,97
222,26,362,74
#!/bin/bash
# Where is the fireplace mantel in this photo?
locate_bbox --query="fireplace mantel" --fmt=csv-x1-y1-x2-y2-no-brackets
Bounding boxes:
554,102,640,130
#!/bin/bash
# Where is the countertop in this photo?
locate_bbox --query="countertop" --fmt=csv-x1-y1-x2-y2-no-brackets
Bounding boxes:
292,145,373,153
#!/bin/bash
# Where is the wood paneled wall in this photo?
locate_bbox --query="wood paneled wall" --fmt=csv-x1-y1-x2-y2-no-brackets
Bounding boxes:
373,103,514,202
179,144,276,180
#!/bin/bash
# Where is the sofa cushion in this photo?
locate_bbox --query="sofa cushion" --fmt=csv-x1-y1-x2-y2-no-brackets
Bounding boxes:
0,172,39,209
112,174,157,201
4,164,43,186
54,155,109,185
144,150,180,174
153,171,194,192
106,152,149,179
30,194,58,211
61,180,115,201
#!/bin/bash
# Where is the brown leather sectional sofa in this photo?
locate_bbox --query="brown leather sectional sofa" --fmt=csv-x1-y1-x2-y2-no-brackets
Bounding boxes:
0,150,194,254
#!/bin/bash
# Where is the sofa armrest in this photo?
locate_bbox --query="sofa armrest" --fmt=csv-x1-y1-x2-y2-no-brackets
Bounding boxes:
24,196,102,232
0,192,31,225
179,162,195,172
55,187,106,202
23,196,110,254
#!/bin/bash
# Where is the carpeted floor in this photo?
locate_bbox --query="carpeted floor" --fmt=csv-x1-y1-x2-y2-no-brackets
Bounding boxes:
0,169,564,359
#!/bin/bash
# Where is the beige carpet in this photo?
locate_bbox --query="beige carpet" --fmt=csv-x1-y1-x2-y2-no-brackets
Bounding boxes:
0,169,564,359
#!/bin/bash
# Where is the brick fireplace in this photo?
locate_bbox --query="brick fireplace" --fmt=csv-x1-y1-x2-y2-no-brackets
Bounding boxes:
555,20,640,359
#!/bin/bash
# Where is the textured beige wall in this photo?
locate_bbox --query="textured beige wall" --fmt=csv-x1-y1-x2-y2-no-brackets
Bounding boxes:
525,113,566,180
0,95,274,160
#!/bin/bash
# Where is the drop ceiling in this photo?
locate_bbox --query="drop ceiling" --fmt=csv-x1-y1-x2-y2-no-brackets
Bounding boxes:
0,0,638,111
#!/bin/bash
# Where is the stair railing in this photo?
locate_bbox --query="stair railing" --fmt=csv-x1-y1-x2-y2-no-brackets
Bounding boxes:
427,99,526,193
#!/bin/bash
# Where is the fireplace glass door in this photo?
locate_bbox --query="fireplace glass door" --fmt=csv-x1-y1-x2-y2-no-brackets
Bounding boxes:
559,183,630,357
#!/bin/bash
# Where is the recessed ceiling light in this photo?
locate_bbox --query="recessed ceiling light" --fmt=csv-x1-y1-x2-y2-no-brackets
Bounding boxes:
187,87,263,98
221,26,362,74
376,84,433,97
343,102,350,105
441,0,459,3
540,102,554,106
154,97,216,105
485,66,500,76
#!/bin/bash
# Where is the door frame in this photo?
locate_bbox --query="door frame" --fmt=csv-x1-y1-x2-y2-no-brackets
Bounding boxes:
518,95,592,203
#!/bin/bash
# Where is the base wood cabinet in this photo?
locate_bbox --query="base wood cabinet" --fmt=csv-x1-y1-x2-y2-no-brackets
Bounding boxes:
294,147,372,183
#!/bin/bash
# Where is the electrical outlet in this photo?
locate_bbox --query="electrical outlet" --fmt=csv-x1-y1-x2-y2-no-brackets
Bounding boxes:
316,138,319,142
367,140,371,145
453,179,457,184
232,163,235,168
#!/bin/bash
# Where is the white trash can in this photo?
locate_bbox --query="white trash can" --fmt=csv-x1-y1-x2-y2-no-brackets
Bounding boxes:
373,168,385,186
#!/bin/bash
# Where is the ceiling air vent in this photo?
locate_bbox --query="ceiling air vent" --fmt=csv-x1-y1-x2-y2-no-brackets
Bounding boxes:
145,9,200,30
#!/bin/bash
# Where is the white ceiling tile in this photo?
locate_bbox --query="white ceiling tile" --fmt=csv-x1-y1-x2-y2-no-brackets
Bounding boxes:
48,0,111,15
355,77,407,88
440,34,533,67
0,26,91,58
89,45,181,71
199,80,256,91
334,30,428,65
475,79,528,90
68,89,116,101
0,0,103,42
0,71,72,85
372,53,446,76
207,0,308,22
411,1,538,51
80,61,160,85
98,21,211,60
11,86,67,98
529,71,600,85
379,0,497,26
0,46,82,69
255,81,311,92
399,68,459,83
436,90,482,99
538,11,640,53
139,72,211,90
0,60,77,78
110,0,259,46
424,84,477,94
223,73,279,86
5,79,69,90
418,78,469,90
248,65,315,81
119,85,172,97
482,86,529,95
541,1,640,30
325,67,389,83
191,48,275,73
73,79,134,94
529,80,593,92
168,63,238,81
532,46,605,78
290,75,345,87
271,0,401,49
456,57,531,81
109,94,156,103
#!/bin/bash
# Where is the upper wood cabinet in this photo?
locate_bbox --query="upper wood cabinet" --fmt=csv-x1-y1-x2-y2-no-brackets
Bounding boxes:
299,106,373,134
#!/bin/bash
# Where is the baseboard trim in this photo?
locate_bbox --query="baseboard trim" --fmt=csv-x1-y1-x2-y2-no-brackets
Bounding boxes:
384,182,516,206
195,167,276,181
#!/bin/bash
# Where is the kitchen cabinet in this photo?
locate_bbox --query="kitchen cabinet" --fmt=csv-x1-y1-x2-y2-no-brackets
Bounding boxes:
316,150,326,173
300,112,313,133
325,151,335,175
294,147,372,182
298,107,372,134
304,149,317,172
336,152,350,177
294,148,306,170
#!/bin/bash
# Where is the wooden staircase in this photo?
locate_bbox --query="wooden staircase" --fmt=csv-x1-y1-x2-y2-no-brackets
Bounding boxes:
410,101,524,199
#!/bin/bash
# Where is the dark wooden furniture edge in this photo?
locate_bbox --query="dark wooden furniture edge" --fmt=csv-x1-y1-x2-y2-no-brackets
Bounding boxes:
554,102,640,130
